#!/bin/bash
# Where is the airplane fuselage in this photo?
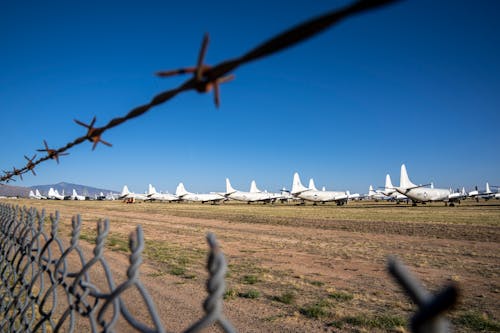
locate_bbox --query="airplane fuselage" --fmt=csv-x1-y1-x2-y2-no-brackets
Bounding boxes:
148,193,178,201
396,187,450,202
181,193,224,203
294,189,347,203
227,191,272,203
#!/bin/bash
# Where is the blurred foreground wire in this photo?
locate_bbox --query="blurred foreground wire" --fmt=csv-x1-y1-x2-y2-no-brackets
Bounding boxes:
0,0,400,183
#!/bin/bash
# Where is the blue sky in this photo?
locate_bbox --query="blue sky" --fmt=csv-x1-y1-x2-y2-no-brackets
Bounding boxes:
1,0,499,194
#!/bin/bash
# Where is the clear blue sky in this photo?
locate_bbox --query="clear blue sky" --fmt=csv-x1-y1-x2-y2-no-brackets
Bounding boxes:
1,0,499,194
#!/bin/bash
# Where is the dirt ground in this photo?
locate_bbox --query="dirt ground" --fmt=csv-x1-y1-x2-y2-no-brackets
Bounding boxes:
2,199,499,332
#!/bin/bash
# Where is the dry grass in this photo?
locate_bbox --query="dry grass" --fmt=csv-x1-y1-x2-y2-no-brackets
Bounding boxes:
3,198,499,332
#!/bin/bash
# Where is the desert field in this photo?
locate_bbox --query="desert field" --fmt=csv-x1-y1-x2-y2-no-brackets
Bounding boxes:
2,198,499,332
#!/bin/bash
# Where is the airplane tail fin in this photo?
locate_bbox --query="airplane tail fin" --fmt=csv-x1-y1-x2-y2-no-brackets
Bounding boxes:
368,185,376,196
486,182,491,194
308,178,318,191
148,184,157,195
250,180,261,193
400,164,417,189
226,178,236,194
176,183,189,197
385,174,394,189
72,189,77,197
121,185,130,196
291,172,308,194
35,189,41,196
29,190,35,197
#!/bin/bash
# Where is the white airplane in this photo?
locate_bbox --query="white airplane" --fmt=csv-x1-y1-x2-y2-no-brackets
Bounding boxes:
29,189,46,200
47,187,64,200
105,192,117,201
119,185,149,201
225,178,275,204
468,183,494,201
175,183,225,204
35,189,47,199
95,192,106,200
71,189,86,201
493,186,500,200
346,191,361,200
395,164,461,206
367,185,390,201
291,173,348,205
249,180,284,203
448,187,467,202
147,184,179,202
381,174,408,203
312,178,358,202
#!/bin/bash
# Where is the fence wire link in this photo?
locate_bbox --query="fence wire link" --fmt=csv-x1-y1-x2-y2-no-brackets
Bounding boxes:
0,203,234,332
0,0,400,184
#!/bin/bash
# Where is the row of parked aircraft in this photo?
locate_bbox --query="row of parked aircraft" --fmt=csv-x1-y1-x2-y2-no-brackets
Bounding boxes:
366,165,498,206
27,164,498,206
120,180,296,204
28,188,116,201
118,165,498,206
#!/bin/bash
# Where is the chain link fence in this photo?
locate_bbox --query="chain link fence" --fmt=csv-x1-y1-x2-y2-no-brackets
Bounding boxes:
0,202,460,332
0,203,234,332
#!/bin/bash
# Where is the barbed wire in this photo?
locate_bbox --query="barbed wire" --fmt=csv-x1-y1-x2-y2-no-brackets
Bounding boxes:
0,0,400,184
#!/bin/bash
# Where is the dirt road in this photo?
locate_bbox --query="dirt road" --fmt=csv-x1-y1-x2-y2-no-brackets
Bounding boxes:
4,199,499,332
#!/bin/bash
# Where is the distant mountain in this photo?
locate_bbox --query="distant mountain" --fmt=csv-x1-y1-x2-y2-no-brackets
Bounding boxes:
30,182,117,198
0,184,30,197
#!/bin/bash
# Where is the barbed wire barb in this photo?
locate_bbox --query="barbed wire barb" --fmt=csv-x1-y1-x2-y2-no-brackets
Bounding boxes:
156,33,235,108
24,155,37,176
74,117,113,150
36,140,69,164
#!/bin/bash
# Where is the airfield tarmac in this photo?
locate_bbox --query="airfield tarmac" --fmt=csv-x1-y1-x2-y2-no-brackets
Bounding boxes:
3,199,500,332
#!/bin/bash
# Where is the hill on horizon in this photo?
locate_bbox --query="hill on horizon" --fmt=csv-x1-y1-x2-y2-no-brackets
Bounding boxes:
0,184,30,197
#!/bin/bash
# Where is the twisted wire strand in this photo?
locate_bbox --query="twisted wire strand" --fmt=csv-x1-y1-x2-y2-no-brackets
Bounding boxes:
184,233,234,333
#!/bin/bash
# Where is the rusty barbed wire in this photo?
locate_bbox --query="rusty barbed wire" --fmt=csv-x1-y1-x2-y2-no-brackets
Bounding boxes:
0,0,400,184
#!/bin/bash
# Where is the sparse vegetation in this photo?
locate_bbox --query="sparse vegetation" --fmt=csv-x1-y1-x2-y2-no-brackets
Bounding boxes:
328,290,354,302
300,299,331,319
343,314,406,330
8,198,500,332
272,291,296,304
224,288,238,300
107,235,129,252
238,289,260,299
455,312,500,332
242,274,259,285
